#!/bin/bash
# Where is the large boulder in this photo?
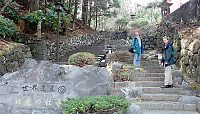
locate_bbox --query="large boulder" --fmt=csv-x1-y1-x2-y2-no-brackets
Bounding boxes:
112,62,123,73
123,103,142,114
0,59,113,113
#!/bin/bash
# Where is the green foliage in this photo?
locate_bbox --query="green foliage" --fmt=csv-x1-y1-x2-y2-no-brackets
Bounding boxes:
113,69,130,82
5,1,21,18
112,0,121,8
0,41,20,56
23,2,72,32
112,10,118,17
61,95,131,114
24,10,44,22
68,52,96,67
134,19,149,28
115,18,129,25
146,2,160,9
134,5,161,25
0,15,17,38
135,7,149,20
5,1,72,33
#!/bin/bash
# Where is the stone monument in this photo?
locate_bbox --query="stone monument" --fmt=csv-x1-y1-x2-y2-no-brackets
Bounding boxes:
0,59,113,114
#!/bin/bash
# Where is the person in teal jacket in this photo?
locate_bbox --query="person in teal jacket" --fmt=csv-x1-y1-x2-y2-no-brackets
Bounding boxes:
159,36,176,88
132,30,143,67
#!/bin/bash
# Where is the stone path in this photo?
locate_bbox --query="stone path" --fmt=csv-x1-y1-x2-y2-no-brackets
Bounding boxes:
59,40,129,63
114,58,200,114
134,60,199,114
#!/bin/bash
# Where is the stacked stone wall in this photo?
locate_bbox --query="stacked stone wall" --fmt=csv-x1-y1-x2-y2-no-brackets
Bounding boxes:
99,31,128,40
167,0,199,23
142,35,158,50
0,44,32,77
13,33,101,61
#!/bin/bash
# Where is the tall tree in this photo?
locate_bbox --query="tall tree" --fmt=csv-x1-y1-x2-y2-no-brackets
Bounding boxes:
82,0,88,24
88,0,94,27
67,0,72,12
30,0,39,13
146,2,160,24
72,0,78,30
30,0,41,38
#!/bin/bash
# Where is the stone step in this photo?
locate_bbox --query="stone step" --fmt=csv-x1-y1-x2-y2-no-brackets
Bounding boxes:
140,61,160,66
130,77,165,81
144,69,165,73
137,101,197,111
142,87,184,94
141,60,159,63
141,64,161,67
130,73,165,77
141,93,181,102
142,110,199,114
142,65,164,70
135,81,164,87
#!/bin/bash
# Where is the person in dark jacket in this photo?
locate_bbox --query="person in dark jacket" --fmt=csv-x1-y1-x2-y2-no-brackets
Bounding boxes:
132,30,144,69
159,36,176,88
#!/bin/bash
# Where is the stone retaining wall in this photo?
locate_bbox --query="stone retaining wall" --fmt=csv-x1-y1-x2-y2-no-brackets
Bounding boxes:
167,0,199,24
156,21,200,83
142,35,158,50
100,30,158,50
99,31,128,40
0,44,32,77
13,33,101,61
12,31,134,61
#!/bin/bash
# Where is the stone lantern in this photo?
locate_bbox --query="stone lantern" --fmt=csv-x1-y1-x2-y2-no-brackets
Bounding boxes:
55,1,63,62
130,14,136,22
159,0,173,20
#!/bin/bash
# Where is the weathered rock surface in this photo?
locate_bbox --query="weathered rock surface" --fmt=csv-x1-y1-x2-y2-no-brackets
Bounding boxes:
0,59,113,114
0,45,32,77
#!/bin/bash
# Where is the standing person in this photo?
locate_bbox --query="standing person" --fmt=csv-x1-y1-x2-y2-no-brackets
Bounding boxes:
132,30,143,69
159,36,176,88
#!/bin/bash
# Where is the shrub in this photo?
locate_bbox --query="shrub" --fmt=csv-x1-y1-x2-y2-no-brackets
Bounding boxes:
134,19,149,28
113,69,130,82
68,52,96,67
0,15,17,38
107,51,132,63
61,95,131,114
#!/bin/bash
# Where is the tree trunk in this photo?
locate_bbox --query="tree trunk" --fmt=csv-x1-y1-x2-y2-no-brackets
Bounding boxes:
88,0,92,27
95,6,98,30
37,21,42,39
72,0,78,31
196,0,199,22
152,8,158,24
30,0,39,13
45,0,47,9
102,16,104,31
0,0,2,7
150,8,153,23
98,15,101,30
30,0,41,39
68,0,72,12
82,0,88,24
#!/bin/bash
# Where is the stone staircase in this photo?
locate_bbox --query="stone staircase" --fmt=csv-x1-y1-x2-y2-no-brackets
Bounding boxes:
114,60,200,114
133,60,200,114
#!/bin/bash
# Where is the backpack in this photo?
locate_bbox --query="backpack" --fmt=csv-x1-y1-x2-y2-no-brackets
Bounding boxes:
172,45,175,57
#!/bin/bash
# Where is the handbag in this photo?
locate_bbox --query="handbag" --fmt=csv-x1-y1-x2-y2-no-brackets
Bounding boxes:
129,47,134,53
